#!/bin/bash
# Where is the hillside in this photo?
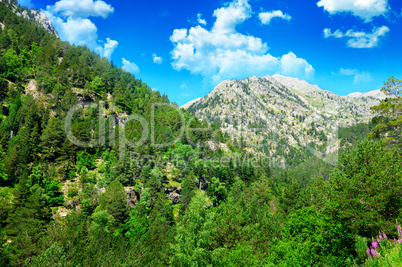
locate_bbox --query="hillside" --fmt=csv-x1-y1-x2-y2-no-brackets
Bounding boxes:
184,75,383,167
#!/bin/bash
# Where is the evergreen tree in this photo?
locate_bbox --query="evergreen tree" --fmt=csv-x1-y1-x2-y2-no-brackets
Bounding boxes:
180,171,197,214
329,140,402,236
370,76,402,147
40,117,64,160
145,192,174,266
98,180,129,227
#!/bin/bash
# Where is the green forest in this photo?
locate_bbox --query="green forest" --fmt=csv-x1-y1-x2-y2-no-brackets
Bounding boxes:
0,2,402,266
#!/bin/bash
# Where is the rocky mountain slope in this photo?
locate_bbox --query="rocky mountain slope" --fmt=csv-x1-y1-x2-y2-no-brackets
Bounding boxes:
184,75,384,167
0,0,59,37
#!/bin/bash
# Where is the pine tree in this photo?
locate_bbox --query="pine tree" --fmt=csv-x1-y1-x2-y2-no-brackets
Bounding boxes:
98,180,129,227
329,139,402,236
370,76,402,147
180,171,197,214
144,192,174,266
40,117,64,160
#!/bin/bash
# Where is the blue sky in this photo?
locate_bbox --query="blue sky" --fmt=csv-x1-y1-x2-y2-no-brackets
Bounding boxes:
19,0,402,105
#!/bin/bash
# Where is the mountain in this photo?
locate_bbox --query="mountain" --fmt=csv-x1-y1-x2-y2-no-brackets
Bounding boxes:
184,75,382,167
0,0,59,37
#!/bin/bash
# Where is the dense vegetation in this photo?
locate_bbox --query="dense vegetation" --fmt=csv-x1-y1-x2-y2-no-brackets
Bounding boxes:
0,2,401,266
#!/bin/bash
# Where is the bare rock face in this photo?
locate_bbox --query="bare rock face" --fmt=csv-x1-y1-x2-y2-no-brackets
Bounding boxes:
169,192,180,205
125,187,139,206
20,9,60,38
64,198,80,209
24,79,45,100
164,187,181,204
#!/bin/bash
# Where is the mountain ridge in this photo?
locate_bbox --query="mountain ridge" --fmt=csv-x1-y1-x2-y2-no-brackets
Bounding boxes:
184,74,382,167
182,75,385,108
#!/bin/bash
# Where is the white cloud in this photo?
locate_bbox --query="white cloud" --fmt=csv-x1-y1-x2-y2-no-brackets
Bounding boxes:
46,0,114,19
280,52,315,78
46,15,98,47
336,68,373,83
171,29,188,42
96,38,118,60
197,13,207,25
18,0,34,8
187,13,207,26
259,10,292,25
212,0,252,35
122,58,140,74
170,0,314,84
317,0,389,22
152,53,163,64
45,0,118,59
324,26,390,48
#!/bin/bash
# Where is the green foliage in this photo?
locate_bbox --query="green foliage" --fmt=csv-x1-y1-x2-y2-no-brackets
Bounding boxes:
0,147,8,184
98,180,129,227
0,226,10,266
363,243,402,266
28,243,66,267
5,186,50,265
40,117,64,160
206,176,227,205
171,190,213,266
269,206,354,266
43,178,64,206
76,151,95,173
122,188,151,241
300,175,332,212
97,149,117,188
329,139,402,237
370,76,402,147
145,192,175,265
355,235,369,264
3,48,22,80
180,172,197,214
90,208,115,235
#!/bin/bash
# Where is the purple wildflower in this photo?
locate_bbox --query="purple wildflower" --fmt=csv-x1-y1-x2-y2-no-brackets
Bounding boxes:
372,241,378,249
379,234,383,239
384,234,387,239
367,247,371,257
371,248,379,257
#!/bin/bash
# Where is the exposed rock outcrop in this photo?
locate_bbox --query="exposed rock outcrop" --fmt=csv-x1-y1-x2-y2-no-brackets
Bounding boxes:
125,187,140,206
24,79,45,100
164,186,181,204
